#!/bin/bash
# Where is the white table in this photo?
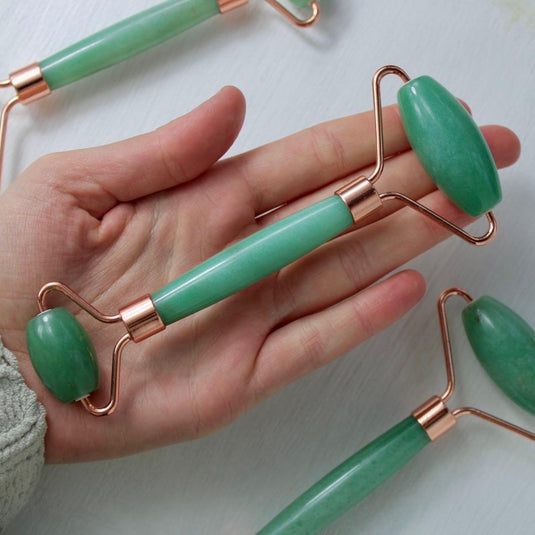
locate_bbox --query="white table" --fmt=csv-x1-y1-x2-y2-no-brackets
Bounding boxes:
2,1,535,533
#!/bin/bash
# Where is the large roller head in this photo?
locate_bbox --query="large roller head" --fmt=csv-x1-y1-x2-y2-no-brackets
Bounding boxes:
462,296,535,415
397,76,502,217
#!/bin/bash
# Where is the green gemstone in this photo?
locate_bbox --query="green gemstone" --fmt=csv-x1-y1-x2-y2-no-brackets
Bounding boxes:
152,196,354,326
40,0,220,90
397,76,502,217
26,308,99,403
257,416,429,535
462,296,535,415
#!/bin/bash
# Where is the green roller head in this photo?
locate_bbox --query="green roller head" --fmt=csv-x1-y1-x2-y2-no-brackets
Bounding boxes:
26,308,99,403
462,296,535,415
397,76,502,217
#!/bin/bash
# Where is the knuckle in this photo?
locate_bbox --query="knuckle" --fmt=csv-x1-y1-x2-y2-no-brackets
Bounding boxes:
299,320,328,371
336,237,370,290
154,130,188,184
308,123,347,173
350,299,376,339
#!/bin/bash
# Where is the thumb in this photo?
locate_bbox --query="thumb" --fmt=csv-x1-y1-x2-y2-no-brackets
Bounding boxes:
22,86,246,216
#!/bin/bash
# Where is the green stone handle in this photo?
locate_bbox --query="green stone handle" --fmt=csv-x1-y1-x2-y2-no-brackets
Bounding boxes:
258,416,430,535
151,196,354,325
462,296,535,416
39,0,220,90
397,76,502,217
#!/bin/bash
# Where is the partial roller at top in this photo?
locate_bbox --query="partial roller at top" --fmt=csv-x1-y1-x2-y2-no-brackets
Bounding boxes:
462,296,535,416
397,76,502,217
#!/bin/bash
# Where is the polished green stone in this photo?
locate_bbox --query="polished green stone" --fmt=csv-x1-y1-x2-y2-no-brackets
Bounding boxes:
257,416,429,535
152,196,354,326
40,0,220,90
397,76,501,217
462,296,535,415
26,307,99,403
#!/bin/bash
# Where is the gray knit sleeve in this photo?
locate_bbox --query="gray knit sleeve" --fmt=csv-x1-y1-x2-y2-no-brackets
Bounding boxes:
0,338,47,531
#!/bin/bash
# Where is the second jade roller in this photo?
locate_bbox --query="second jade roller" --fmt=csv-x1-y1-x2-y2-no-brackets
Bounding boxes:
26,65,502,416
0,0,320,186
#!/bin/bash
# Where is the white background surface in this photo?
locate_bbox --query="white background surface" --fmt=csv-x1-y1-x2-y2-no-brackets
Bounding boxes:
2,0,535,533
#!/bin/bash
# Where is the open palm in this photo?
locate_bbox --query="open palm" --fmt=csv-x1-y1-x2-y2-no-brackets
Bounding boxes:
0,87,520,462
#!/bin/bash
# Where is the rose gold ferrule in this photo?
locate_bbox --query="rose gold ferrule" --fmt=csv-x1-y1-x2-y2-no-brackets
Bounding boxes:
412,396,457,441
218,0,249,13
335,176,383,223
9,63,51,104
120,295,165,343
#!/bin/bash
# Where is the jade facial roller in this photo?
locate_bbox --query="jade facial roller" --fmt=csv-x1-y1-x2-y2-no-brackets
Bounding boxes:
0,0,320,187
26,65,502,416
258,288,535,535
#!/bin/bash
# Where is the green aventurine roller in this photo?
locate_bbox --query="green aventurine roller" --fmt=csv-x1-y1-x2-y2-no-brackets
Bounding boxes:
0,0,320,186
258,288,535,535
26,65,502,416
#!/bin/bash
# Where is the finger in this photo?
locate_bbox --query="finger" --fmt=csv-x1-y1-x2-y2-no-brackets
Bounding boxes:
27,86,246,217
483,125,521,167
269,188,470,327
259,125,521,228
223,104,410,216
250,270,425,396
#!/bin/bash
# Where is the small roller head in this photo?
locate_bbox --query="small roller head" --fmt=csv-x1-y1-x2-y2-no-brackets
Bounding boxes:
397,76,502,217
26,307,99,403
462,296,535,415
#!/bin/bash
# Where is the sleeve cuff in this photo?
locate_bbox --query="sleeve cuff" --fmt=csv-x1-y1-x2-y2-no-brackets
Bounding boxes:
0,337,47,530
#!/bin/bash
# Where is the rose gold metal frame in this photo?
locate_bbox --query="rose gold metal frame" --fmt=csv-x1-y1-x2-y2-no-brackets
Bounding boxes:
412,287,535,443
37,282,165,416
335,65,497,247
0,63,51,192
263,0,320,27
218,0,320,26
379,192,497,246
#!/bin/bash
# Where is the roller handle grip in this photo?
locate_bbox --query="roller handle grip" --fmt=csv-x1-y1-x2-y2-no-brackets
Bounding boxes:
39,0,220,90
151,196,354,326
258,416,430,535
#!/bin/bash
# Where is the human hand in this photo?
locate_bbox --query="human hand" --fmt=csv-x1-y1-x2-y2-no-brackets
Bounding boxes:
0,87,520,463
